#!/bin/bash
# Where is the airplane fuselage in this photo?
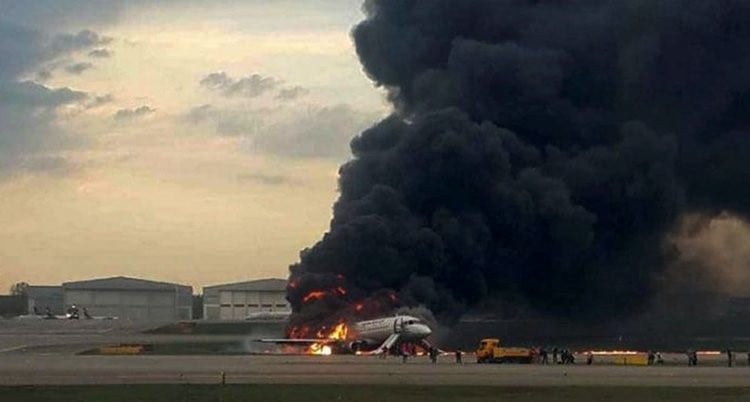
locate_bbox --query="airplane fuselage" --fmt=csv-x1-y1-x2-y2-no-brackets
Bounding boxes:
351,315,432,349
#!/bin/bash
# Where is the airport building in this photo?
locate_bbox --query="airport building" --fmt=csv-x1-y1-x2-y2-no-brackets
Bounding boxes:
26,286,64,315
62,276,193,321
202,278,289,320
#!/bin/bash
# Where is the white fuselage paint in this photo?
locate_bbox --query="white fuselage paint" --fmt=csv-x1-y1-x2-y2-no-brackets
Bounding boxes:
353,315,432,346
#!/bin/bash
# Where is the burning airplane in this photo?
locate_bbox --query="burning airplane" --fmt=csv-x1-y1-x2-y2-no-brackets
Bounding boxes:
286,0,750,339
258,315,433,356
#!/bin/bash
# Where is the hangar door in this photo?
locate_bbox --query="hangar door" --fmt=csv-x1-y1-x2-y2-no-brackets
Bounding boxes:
219,291,250,320
219,291,288,320
66,290,176,320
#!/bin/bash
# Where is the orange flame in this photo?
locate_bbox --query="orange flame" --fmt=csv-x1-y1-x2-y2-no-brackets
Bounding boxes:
301,287,347,304
328,322,348,340
302,291,326,303
309,343,332,356
313,322,348,340
307,322,348,355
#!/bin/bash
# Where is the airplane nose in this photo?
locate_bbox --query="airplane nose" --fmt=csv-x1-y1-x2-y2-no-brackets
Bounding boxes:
416,324,432,336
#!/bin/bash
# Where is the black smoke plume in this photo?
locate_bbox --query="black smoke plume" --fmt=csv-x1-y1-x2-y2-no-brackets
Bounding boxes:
287,0,750,328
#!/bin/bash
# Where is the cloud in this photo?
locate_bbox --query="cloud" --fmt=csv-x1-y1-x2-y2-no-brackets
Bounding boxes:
0,22,110,81
257,104,379,159
185,104,213,122
19,155,76,175
200,71,280,98
0,20,111,175
86,93,113,108
0,80,87,173
88,48,111,58
0,1,130,29
48,29,111,55
114,105,155,121
185,103,264,137
64,62,93,75
186,103,379,159
0,80,86,106
236,172,291,186
0,23,48,79
0,1,361,34
36,70,52,81
276,86,310,101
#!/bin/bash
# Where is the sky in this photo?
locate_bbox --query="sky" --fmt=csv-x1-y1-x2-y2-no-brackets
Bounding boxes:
0,1,388,293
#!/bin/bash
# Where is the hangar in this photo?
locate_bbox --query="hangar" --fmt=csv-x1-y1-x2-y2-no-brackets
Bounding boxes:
63,276,192,321
203,278,289,320
26,286,64,315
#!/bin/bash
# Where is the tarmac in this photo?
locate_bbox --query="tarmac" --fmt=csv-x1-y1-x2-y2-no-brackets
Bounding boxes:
1,355,750,386
2,318,750,387
0,318,275,355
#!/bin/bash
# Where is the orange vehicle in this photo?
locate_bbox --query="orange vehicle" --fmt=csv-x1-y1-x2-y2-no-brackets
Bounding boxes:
476,338,535,363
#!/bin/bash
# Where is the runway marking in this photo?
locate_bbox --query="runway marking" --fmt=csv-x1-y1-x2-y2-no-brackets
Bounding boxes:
0,345,27,354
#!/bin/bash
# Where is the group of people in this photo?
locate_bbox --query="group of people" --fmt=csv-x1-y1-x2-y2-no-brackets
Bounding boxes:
32,305,93,319
538,347,575,364
673,349,748,366
647,351,665,365
427,347,464,364
389,343,464,364
723,349,747,367
721,349,749,367
65,305,93,319
389,343,748,367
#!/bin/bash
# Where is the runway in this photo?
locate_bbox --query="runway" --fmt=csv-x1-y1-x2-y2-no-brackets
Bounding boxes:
1,355,750,386
0,318,278,355
2,319,749,388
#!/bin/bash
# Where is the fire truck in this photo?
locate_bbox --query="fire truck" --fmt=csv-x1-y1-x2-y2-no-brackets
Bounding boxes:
475,338,535,363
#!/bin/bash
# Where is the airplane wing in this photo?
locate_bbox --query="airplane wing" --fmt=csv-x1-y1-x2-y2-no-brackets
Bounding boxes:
358,333,400,355
253,338,337,345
